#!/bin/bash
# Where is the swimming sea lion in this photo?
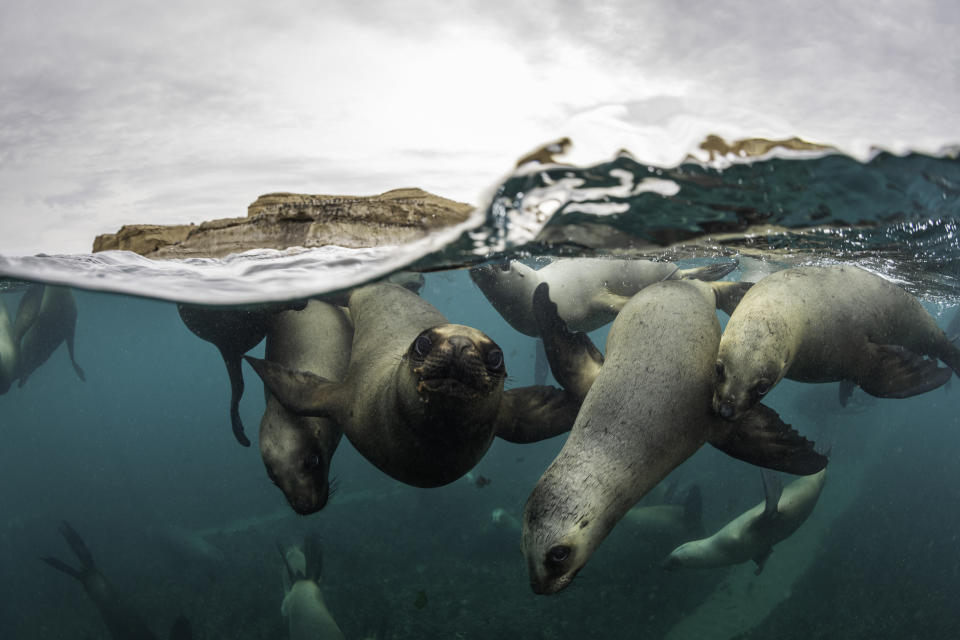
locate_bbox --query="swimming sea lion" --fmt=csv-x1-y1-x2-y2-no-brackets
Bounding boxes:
260,300,352,514
177,301,305,447
42,520,193,640
713,265,960,421
663,468,827,574
623,485,704,544
246,283,580,488
522,281,826,595
13,284,84,387
277,537,346,640
0,297,17,393
469,257,737,337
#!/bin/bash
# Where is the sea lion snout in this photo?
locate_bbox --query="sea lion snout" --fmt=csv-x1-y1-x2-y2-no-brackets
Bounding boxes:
715,398,736,419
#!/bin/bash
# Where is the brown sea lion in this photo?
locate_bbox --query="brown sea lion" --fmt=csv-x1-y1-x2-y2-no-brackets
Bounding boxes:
713,265,960,421
260,300,352,514
522,280,825,595
247,283,580,488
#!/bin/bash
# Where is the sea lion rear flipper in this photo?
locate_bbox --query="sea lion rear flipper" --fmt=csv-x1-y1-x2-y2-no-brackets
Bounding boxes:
760,469,783,520
710,281,754,316
532,282,604,399
494,386,580,443
57,520,97,570
677,260,738,282
222,348,250,447
39,555,83,580
169,615,194,640
708,403,827,475
752,546,774,575
857,344,952,398
245,356,340,418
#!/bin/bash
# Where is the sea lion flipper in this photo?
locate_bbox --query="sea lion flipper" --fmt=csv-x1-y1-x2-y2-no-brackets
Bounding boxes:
677,260,738,282
245,356,339,418
856,344,953,398
752,546,774,575
760,469,783,520
531,282,604,398
591,288,631,314
57,520,97,570
66,333,85,382
494,386,580,443
222,348,251,447
39,555,83,580
710,281,753,316
708,403,827,475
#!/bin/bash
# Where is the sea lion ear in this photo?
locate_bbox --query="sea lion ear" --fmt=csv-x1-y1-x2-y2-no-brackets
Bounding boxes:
707,403,827,475
245,356,339,418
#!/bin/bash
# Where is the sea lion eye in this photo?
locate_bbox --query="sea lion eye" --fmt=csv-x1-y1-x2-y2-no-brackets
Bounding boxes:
413,334,432,357
304,454,321,470
485,348,504,371
547,545,571,564
755,381,770,396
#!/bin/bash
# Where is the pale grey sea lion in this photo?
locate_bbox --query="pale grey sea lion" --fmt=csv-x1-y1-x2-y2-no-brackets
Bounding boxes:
260,300,352,514
522,280,825,595
247,283,581,488
42,521,193,640
663,468,827,574
0,297,17,393
277,537,346,640
469,257,737,337
713,265,960,421
13,284,84,387
623,485,703,544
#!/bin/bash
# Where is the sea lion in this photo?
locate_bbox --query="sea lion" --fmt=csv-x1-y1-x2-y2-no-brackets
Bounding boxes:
277,537,346,640
663,468,827,574
177,301,306,447
469,257,737,337
246,283,580,488
522,280,826,595
713,265,960,421
0,297,17,393
41,521,193,640
260,300,352,514
13,284,84,387
623,485,704,544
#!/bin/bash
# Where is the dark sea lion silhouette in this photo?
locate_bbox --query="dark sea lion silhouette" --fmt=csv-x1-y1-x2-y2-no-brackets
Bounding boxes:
13,284,84,387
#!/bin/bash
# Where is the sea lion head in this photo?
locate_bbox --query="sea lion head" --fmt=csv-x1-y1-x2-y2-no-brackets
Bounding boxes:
404,324,507,402
712,314,792,421
260,407,340,515
522,470,610,595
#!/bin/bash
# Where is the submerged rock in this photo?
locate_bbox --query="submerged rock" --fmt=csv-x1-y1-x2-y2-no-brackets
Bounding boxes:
92,188,474,259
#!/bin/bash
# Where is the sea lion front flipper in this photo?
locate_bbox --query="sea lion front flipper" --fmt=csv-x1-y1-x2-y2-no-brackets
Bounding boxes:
708,403,827,475
760,469,783,520
221,347,251,447
245,356,341,418
677,260,738,282
710,281,754,316
752,546,774,575
532,282,604,399
856,344,952,398
65,331,85,382
494,385,580,443
590,288,632,314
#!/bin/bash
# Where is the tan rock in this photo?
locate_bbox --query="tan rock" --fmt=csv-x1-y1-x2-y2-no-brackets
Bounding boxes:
92,188,474,259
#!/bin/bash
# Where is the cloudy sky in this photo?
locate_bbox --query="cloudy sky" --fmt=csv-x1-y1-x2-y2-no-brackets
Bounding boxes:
1,0,958,255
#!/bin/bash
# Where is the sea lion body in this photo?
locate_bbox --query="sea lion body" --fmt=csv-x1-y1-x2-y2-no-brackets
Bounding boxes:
261,300,352,513
14,285,84,386
0,297,17,393
714,265,960,420
664,469,827,572
279,539,345,640
523,280,824,594
248,283,578,488
470,258,736,337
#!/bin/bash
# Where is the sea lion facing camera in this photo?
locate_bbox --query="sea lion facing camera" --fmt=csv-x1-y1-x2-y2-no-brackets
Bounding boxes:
469,257,737,337
664,468,827,574
261,300,352,514
713,265,960,421
247,283,581,488
277,537,345,640
13,284,84,387
523,281,825,595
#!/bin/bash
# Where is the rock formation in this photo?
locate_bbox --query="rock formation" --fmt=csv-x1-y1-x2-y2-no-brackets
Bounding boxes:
92,188,474,259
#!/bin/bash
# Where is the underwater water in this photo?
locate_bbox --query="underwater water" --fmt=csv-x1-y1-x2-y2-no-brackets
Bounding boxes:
2,150,960,640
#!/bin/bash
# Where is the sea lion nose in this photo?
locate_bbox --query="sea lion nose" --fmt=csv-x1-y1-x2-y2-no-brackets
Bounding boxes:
447,335,474,357
718,401,735,419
